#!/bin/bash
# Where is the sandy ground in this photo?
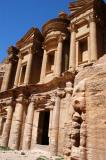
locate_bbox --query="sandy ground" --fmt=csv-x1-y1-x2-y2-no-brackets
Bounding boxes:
0,149,64,160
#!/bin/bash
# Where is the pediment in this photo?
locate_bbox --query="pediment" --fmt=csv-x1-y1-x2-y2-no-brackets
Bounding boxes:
16,27,43,49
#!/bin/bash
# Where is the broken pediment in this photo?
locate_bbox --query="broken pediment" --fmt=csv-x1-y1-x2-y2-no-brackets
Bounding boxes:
16,27,43,49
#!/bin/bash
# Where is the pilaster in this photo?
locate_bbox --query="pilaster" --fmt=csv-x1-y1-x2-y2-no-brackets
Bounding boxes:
40,48,47,83
14,54,22,87
55,35,64,77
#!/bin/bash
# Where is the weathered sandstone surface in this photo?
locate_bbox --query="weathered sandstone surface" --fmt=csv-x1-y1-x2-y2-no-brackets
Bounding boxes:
64,55,106,160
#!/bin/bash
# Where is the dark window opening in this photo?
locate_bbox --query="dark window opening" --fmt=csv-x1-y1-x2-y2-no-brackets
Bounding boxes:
37,111,50,145
46,51,54,74
78,38,88,64
19,64,27,84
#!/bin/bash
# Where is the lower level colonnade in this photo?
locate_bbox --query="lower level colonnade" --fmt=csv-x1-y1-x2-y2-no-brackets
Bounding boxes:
0,87,69,155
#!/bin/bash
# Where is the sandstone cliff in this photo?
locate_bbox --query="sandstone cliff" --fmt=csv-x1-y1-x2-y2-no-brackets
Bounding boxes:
64,54,106,160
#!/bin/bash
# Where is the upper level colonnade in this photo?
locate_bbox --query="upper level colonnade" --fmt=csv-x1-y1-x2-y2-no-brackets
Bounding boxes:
0,0,106,92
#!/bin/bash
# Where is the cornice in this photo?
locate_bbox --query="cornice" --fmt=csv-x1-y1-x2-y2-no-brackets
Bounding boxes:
69,0,106,23
69,1,94,20
0,71,75,99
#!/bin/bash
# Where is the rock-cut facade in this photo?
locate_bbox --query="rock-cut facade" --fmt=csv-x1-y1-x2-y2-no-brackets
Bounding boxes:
0,0,106,159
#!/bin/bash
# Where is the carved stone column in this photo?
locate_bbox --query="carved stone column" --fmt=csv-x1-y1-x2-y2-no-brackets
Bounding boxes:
1,98,14,147
55,35,64,77
22,95,36,150
88,36,91,63
40,48,47,83
24,48,33,85
1,46,18,91
50,88,65,155
89,13,98,61
14,54,22,87
31,111,39,149
8,94,26,149
69,24,76,70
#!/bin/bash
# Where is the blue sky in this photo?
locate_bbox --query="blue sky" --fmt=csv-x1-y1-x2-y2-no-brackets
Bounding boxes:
0,0,70,62
0,0,106,62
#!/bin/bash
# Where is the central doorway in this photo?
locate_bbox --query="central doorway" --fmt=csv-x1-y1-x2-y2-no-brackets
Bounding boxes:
37,111,50,145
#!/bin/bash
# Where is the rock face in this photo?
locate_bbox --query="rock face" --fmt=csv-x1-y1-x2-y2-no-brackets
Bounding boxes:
64,55,106,160
0,0,106,158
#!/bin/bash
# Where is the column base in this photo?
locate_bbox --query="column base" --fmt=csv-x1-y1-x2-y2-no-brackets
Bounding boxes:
68,67,76,73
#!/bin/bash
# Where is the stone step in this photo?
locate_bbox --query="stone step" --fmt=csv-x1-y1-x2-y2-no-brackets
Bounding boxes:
34,144,50,152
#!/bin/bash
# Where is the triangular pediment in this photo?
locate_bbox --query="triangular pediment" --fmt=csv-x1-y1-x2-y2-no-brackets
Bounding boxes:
16,27,43,49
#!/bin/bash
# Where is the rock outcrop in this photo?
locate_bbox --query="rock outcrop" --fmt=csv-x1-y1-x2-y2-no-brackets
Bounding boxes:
64,55,106,160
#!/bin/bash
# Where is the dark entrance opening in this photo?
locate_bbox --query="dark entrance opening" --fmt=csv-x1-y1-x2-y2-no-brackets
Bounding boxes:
37,111,50,145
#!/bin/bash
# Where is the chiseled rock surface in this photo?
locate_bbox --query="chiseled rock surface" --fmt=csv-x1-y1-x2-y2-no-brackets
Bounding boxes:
74,55,106,160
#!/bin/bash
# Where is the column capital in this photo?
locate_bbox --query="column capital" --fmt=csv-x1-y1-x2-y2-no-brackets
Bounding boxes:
5,97,15,106
29,94,37,104
89,12,97,23
42,42,47,50
16,94,27,104
18,52,23,59
56,88,66,98
65,82,73,95
57,34,66,43
68,23,77,32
